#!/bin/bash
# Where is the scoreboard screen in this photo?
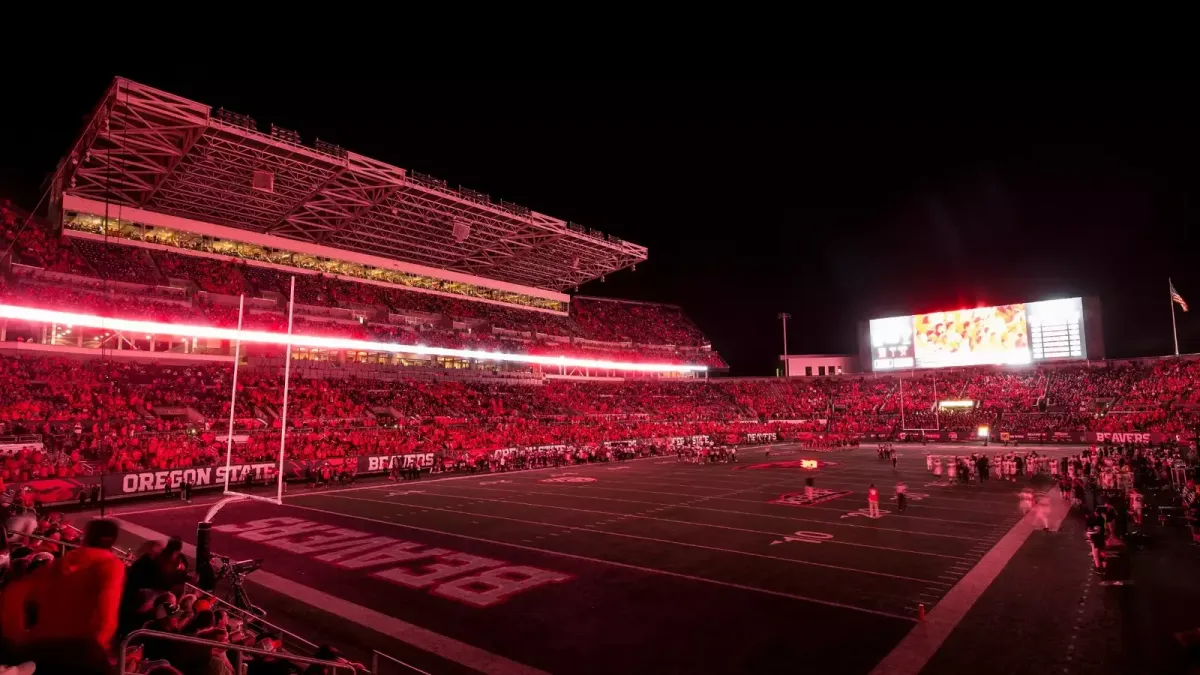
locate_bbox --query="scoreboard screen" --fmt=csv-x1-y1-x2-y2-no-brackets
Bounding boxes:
869,297,1086,371
868,315,915,370
1026,298,1085,360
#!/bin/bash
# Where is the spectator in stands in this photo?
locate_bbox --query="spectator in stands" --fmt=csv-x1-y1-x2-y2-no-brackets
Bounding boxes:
0,518,125,675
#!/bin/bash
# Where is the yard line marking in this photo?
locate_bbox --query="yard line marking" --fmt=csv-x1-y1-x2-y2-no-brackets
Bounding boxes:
551,485,998,525
439,483,995,527
869,488,1072,675
406,484,986,541
334,491,968,560
275,501,916,621
114,520,547,675
313,493,941,582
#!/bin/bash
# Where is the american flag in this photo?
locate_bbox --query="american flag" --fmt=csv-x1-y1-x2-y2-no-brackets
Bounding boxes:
1171,281,1189,312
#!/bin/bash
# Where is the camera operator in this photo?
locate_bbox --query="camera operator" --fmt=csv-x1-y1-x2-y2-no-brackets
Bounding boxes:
120,538,193,635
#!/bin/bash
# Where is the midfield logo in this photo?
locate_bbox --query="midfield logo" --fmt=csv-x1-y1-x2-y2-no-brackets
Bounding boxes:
539,476,598,484
769,489,854,507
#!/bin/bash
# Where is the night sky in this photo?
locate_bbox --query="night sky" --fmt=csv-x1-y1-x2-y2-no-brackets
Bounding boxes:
2,77,1196,375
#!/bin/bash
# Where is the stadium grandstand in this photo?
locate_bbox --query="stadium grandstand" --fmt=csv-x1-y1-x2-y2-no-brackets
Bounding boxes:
2,78,1200,675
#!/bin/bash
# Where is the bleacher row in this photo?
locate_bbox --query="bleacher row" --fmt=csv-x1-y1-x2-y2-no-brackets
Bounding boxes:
2,352,1199,483
2,203,726,369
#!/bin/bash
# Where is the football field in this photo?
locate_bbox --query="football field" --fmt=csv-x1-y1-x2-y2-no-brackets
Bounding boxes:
114,444,1047,675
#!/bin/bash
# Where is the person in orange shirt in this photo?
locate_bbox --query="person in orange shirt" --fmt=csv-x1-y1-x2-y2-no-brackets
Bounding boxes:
1,519,125,675
867,483,880,518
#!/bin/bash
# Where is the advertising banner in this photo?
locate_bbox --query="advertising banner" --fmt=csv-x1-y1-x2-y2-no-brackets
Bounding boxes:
4,451,451,507
742,432,778,444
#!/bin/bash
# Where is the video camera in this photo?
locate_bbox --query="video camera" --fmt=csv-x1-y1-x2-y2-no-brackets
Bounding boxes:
215,556,263,578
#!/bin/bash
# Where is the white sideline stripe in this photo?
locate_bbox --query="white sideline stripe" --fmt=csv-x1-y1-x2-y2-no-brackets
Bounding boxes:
281,502,916,621
114,519,550,675
99,449,718,518
111,502,211,517
868,488,1071,675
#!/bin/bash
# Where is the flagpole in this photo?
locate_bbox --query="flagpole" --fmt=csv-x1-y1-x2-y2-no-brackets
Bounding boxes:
1171,278,1180,356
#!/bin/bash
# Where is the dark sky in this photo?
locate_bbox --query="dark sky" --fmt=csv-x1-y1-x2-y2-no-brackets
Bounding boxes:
2,77,1197,375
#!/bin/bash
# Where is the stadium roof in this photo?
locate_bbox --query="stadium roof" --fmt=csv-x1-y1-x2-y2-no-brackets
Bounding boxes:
56,78,647,292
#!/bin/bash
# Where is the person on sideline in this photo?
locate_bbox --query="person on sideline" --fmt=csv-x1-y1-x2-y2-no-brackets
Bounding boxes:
867,484,880,518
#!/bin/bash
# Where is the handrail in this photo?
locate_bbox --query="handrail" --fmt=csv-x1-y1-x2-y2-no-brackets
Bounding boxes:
372,649,433,675
180,579,323,655
120,628,357,674
11,532,132,562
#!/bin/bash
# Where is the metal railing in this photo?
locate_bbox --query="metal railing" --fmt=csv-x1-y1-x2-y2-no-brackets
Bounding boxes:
372,649,433,675
120,628,356,675
13,532,132,561
180,578,323,656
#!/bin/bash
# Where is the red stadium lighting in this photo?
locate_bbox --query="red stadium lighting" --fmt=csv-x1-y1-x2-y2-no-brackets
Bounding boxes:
0,303,707,374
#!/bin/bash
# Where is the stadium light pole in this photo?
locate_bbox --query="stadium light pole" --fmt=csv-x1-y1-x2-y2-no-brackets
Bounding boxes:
777,313,791,376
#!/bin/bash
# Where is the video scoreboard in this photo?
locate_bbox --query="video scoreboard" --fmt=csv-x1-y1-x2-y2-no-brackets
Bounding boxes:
869,297,1087,371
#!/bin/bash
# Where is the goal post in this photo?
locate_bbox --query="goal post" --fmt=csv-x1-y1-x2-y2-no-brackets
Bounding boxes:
221,276,296,507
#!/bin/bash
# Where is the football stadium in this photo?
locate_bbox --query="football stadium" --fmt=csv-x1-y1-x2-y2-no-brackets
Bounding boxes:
1,79,1199,675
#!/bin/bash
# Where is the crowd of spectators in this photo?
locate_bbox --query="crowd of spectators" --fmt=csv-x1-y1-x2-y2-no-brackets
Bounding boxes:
152,252,248,296
0,275,721,367
2,353,1199,484
0,515,358,674
572,297,707,346
72,241,164,286
3,204,86,274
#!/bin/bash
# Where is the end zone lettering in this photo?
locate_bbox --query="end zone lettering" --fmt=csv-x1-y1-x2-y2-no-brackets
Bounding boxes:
366,453,436,472
121,463,278,495
212,518,570,607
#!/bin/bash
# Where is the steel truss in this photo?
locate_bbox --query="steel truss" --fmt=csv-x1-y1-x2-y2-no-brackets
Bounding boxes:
59,78,646,291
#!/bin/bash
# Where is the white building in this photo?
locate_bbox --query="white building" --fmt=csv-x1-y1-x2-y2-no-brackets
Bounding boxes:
781,354,858,378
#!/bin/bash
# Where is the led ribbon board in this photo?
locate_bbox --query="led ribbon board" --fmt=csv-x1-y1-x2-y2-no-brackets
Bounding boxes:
0,304,707,374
